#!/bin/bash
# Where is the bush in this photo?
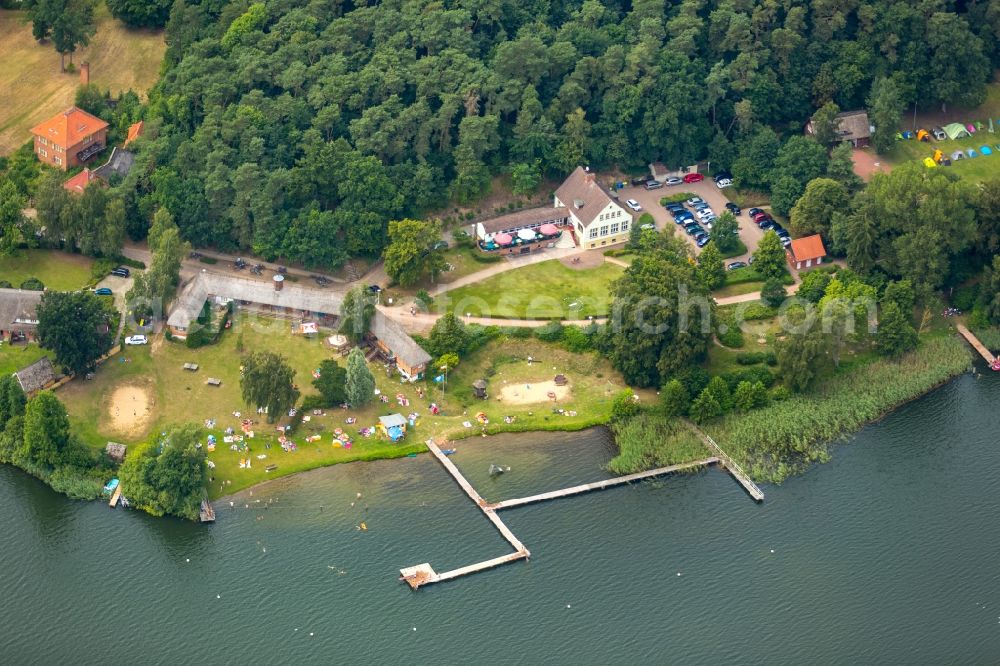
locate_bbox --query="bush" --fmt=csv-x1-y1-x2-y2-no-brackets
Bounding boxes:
716,318,744,348
952,284,980,312
659,192,697,205
718,239,748,259
735,351,777,366
114,256,146,269
470,251,504,264
534,320,564,342
500,326,533,339
761,277,787,307
415,290,433,308
560,325,595,352
20,277,44,291
610,389,640,420
0,280,11,288
91,258,117,281
740,303,777,320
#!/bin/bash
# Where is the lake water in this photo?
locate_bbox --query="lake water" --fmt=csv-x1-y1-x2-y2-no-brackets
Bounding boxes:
1,365,999,664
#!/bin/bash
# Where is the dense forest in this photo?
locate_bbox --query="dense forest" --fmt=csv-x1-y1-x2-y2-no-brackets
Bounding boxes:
100,0,996,267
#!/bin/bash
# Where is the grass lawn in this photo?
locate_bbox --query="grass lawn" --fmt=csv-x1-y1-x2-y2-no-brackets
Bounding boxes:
0,5,165,154
713,281,764,298
718,239,748,259
0,342,52,376
434,259,624,319
0,249,94,290
57,315,649,498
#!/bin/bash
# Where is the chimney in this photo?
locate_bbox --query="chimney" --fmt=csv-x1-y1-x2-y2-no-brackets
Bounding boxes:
80,62,90,86
584,168,595,184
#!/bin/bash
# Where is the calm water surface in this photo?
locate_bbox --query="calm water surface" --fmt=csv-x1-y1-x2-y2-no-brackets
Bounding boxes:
1,367,999,664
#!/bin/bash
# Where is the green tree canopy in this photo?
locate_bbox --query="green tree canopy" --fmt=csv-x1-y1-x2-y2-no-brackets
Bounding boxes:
426,312,471,359
695,242,725,290
22,391,72,467
36,290,113,375
875,301,918,357
776,326,829,392
790,178,849,238
751,231,787,280
311,359,347,408
383,218,447,287
344,347,375,408
119,423,207,520
338,286,376,343
240,352,300,423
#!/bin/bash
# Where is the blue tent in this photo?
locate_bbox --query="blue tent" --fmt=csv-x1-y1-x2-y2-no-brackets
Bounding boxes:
966,148,978,158
981,145,993,155
387,425,404,441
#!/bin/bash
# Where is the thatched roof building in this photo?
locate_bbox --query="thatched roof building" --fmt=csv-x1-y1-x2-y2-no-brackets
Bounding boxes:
14,356,56,394
0,288,44,338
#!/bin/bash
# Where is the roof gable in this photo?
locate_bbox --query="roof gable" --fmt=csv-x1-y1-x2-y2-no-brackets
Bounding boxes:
555,167,621,227
789,235,827,262
63,168,99,194
124,121,144,146
30,107,109,148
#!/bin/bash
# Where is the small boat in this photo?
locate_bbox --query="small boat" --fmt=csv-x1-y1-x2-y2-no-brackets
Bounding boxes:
489,464,510,477
441,449,456,455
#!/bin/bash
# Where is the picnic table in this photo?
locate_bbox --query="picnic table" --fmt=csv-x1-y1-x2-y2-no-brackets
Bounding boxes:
206,377,222,386
183,363,199,371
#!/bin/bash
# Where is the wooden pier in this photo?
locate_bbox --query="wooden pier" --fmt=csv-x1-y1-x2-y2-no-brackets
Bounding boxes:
200,499,216,523
956,324,999,367
108,484,122,508
686,423,765,502
487,458,719,510
400,441,530,590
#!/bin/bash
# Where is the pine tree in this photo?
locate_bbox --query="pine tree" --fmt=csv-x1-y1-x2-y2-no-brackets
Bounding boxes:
345,347,375,408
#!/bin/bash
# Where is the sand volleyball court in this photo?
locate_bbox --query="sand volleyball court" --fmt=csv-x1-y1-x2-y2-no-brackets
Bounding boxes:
498,380,569,405
107,383,154,437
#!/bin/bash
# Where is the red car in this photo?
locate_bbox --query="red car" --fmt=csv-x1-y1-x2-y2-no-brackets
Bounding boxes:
752,211,770,223
683,173,705,183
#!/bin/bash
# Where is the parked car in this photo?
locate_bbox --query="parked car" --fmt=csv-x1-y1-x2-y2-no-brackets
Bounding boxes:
685,196,704,207
631,177,651,186
696,235,711,247
692,201,712,210
640,223,656,230
125,335,148,345
110,267,130,277
644,180,663,190
713,171,733,182
696,208,715,220
674,213,693,224
775,228,790,238
684,224,704,236
781,236,792,247
664,176,683,186
759,220,777,231
727,261,748,270
683,173,705,183
724,202,741,215
367,284,383,293
752,210,770,222
748,207,764,218
625,199,642,212
95,287,112,296
715,178,733,189
431,240,449,251
702,215,716,229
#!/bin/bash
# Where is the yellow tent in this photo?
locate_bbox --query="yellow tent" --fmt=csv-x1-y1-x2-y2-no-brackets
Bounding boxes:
933,149,943,163
916,129,930,142
923,157,938,168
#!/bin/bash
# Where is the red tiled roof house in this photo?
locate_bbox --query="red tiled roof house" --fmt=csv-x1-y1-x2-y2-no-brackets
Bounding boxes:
787,234,827,270
63,168,100,194
29,107,109,171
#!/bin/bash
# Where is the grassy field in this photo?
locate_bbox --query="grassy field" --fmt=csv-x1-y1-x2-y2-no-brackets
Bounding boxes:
0,249,94,290
0,5,165,154
434,259,624,319
0,342,52,376
56,315,648,498
713,281,765,298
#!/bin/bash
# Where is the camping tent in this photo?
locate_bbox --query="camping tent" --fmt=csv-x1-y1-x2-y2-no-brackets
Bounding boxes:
917,129,930,141
966,123,977,133
923,157,938,168
967,148,978,158
933,149,944,162
981,145,993,155
943,123,971,139
951,150,965,160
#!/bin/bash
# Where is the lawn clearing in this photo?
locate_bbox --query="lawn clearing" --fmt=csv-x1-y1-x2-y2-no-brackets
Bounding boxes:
0,249,94,290
434,259,624,319
0,342,52,376
713,281,764,298
0,6,165,154
57,314,649,498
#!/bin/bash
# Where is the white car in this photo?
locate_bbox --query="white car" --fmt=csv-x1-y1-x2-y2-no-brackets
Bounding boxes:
664,176,683,186
625,199,642,212
696,208,715,220
125,335,148,345
640,223,656,230
715,178,732,189
685,197,704,207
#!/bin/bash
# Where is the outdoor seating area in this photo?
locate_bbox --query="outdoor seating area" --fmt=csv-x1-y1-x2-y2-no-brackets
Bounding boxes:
480,224,563,252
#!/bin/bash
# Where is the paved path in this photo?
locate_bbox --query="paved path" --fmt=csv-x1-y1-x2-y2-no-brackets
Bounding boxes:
715,281,800,306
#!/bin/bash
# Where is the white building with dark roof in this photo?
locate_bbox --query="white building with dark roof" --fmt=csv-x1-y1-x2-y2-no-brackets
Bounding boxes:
554,166,633,249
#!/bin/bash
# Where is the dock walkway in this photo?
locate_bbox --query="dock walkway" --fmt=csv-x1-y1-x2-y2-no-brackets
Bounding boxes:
956,324,998,367
685,423,765,502
488,458,719,510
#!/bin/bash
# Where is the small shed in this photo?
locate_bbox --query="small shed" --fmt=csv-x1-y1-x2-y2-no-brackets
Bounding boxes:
553,374,568,386
377,413,407,441
786,235,827,270
472,379,488,399
105,442,127,463
14,357,56,394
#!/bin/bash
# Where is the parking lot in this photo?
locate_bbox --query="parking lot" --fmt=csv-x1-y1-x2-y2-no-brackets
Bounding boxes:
617,177,769,262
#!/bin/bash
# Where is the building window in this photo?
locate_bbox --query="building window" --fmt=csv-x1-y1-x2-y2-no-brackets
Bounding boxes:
38,148,47,157
610,222,620,234
600,225,611,236
39,137,47,146
54,156,62,165
588,227,599,239
622,220,629,231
